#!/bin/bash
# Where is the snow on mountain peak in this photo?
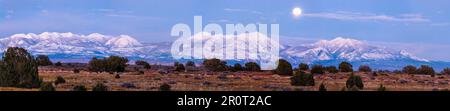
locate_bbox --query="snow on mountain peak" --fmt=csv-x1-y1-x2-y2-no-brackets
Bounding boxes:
314,37,367,48
105,35,142,48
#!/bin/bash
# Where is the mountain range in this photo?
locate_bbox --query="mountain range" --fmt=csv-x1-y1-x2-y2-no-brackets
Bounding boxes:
0,32,448,71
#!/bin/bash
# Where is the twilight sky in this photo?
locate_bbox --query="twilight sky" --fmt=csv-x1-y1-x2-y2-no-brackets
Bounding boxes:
0,0,449,61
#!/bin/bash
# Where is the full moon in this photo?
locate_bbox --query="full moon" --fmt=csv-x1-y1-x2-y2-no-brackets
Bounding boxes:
292,7,303,17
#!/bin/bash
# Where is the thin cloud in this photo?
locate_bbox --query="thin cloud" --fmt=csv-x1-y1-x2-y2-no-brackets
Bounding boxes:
224,8,263,15
303,11,431,23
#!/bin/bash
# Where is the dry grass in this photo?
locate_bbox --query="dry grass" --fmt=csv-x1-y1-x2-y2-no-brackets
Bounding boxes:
2,70,449,91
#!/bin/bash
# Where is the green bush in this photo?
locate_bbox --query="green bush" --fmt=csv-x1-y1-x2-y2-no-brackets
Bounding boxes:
174,62,185,72
346,73,364,90
377,84,386,91
298,63,309,71
233,63,244,71
72,85,87,91
160,83,171,91
416,65,435,76
339,62,353,72
135,60,151,69
290,71,315,86
88,56,128,73
442,68,450,75
358,65,372,72
275,59,293,76
40,82,55,91
36,55,53,66
92,83,109,91
325,66,338,74
311,65,325,74
0,47,42,88
319,83,327,91
203,58,228,72
244,62,261,72
55,61,62,66
403,65,417,74
185,61,196,67
54,76,66,85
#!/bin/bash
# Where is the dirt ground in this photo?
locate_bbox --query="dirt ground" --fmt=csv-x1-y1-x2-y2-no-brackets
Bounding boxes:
2,69,448,91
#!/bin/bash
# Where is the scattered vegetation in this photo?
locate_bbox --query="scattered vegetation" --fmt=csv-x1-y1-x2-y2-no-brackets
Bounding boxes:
325,66,338,74
174,62,185,72
92,83,109,91
135,60,151,69
416,65,435,76
88,56,128,73
403,65,417,74
298,63,309,71
290,71,315,86
310,65,325,74
54,76,66,85
203,58,228,72
36,55,53,66
244,62,261,72
346,73,364,90
40,82,55,91
72,85,87,91
442,68,450,75
377,84,386,91
339,62,353,72
0,47,42,88
319,83,327,91
185,61,195,67
232,63,244,72
275,59,293,76
358,65,372,72
54,61,62,66
160,83,171,91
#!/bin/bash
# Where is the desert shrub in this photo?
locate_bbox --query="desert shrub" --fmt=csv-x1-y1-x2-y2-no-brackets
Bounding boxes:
233,63,244,71
135,60,151,69
73,69,80,73
54,76,66,85
160,83,171,91
40,82,55,91
290,71,315,86
92,83,109,91
319,83,327,91
298,63,309,71
325,66,338,74
348,86,360,91
72,85,87,91
115,74,121,79
88,56,128,73
174,62,185,72
203,58,228,72
403,65,417,74
358,65,372,72
185,61,195,67
275,59,293,76
0,47,42,88
442,68,450,75
416,65,435,76
346,73,364,90
244,62,261,72
36,55,53,66
310,65,325,74
339,62,353,72
54,61,62,66
377,84,386,91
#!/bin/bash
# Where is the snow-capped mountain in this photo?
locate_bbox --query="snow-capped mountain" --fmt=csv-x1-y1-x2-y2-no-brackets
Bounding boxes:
0,32,448,70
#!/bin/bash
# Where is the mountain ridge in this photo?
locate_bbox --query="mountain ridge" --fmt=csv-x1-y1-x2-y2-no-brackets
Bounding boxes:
0,32,448,71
